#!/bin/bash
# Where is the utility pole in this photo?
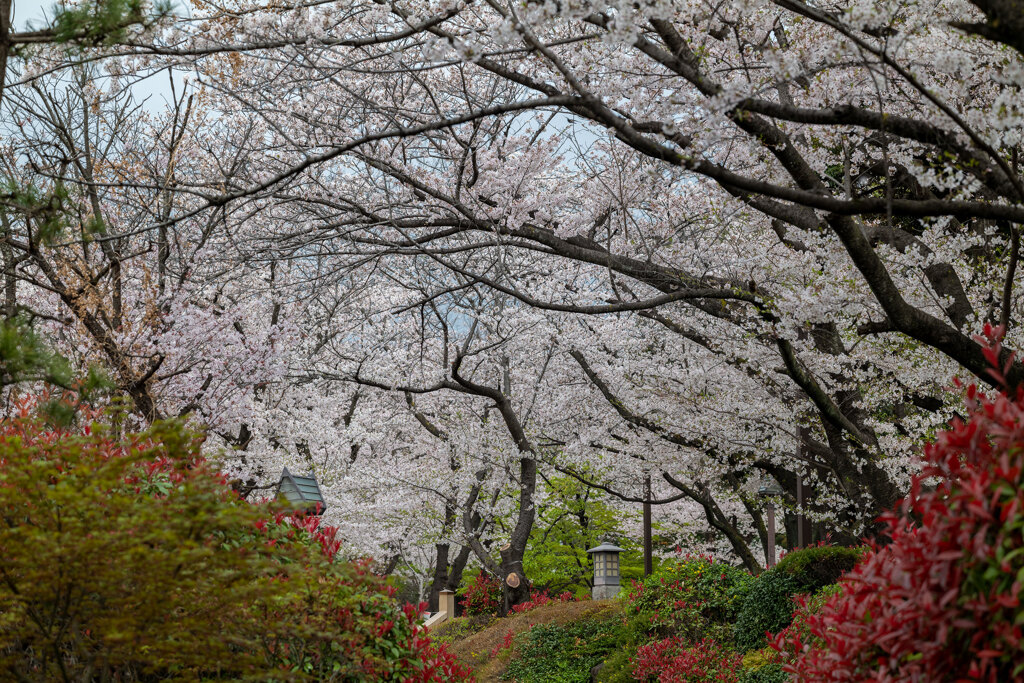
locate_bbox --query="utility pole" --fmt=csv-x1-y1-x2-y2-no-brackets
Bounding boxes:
643,474,652,576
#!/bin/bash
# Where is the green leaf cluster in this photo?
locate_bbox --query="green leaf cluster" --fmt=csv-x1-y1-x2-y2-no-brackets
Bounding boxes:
733,545,863,653
51,0,173,47
732,569,803,652
737,658,787,683
774,544,866,591
627,557,754,643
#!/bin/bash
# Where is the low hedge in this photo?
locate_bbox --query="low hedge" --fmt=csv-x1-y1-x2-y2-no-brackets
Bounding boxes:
627,555,753,644
503,614,623,682
775,544,866,591
733,545,864,653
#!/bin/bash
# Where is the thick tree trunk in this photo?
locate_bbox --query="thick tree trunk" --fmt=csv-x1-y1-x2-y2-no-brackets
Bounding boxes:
499,543,531,613
428,542,450,613
451,354,538,613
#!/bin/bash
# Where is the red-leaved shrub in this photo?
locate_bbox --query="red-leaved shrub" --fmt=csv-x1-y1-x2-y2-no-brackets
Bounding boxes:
631,636,743,682
510,589,577,614
774,325,1024,682
460,571,503,616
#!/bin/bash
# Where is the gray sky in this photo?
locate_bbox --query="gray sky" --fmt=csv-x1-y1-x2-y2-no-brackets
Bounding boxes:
11,0,183,109
13,0,51,30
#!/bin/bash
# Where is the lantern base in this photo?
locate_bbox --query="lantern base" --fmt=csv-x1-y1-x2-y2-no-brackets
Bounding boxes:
592,584,620,600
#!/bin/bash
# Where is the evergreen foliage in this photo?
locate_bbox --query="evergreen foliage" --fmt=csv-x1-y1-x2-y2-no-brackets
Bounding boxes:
502,618,621,683
627,556,753,644
733,569,803,653
0,411,471,681
775,544,866,591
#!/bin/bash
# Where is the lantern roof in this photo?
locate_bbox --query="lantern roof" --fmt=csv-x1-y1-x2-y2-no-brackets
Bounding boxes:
586,541,624,554
276,467,326,515
757,479,784,497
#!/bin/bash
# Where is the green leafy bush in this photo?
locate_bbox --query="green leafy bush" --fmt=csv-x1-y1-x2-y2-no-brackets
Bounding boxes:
738,664,787,683
733,569,803,652
0,412,471,681
739,647,786,683
595,558,760,682
502,618,621,682
775,544,866,591
732,545,864,653
626,555,753,645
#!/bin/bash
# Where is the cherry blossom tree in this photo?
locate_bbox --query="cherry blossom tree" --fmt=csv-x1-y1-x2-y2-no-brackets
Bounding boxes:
157,0,1023,547
9,0,1024,597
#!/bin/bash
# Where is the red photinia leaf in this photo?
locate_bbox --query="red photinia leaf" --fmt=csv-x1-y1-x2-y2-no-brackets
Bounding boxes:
775,338,1024,682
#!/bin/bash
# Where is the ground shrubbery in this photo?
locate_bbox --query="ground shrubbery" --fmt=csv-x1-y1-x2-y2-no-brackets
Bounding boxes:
733,544,866,653
632,637,743,682
589,556,756,681
775,544,866,592
733,569,803,653
0,408,471,681
577,547,861,682
502,618,621,682
739,648,787,683
626,555,753,643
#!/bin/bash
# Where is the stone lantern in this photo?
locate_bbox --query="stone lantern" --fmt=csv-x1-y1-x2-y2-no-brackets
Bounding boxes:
757,479,784,567
587,540,625,600
276,467,327,516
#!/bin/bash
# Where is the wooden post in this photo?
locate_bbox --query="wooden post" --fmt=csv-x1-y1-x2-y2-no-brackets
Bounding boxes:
425,589,457,631
643,474,653,577
439,589,456,620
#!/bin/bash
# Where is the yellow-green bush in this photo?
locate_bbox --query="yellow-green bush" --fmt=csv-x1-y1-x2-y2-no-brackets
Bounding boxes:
0,412,470,681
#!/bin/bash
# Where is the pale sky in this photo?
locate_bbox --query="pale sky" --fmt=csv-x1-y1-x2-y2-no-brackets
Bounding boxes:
12,0,51,30
10,0,185,110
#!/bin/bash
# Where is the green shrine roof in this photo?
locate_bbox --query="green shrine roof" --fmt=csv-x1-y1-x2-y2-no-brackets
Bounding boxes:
276,467,326,515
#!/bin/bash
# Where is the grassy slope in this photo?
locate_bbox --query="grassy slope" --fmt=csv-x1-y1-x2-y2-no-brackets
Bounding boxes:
437,600,622,682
